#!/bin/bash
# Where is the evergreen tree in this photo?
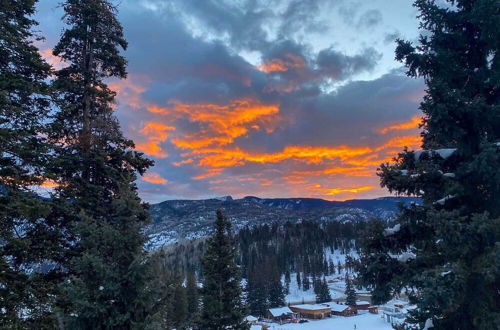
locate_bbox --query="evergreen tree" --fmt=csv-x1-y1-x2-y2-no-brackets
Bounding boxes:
315,278,332,303
140,252,177,330
296,271,301,289
186,271,199,318
200,210,248,329
170,283,188,329
268,277,285,308
49,0,154,327
267,258,285,308
246,270,268,317
313,278,321,296
357,1,500,328
0,0,60,327
302,272,310,291
284,270,291,295
344,275,356,306
328,259,335,275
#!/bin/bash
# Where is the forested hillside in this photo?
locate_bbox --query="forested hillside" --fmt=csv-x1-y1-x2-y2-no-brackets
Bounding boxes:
146,196,419,248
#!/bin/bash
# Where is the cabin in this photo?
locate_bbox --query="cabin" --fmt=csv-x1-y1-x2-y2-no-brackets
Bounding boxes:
322,302,357,317
355,301,371,311
267,307,294,323
368,306,378,314
289,304,331,319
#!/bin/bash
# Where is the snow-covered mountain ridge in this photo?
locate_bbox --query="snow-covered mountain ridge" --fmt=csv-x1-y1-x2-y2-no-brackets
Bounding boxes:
146,196,419,249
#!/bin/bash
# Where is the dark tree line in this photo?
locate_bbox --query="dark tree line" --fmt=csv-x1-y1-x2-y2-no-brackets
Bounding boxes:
0,1,234,329
357,0,500,329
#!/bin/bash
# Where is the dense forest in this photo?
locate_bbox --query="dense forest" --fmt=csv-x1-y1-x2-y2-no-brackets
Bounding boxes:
159,219,370,317
161,220,367,277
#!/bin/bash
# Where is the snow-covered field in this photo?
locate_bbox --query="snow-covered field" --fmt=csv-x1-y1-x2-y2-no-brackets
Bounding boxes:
264,312,392,330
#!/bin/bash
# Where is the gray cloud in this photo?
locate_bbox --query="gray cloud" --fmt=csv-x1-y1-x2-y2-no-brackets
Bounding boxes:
357,9,383,29
316,47,382,81
384,31,402,45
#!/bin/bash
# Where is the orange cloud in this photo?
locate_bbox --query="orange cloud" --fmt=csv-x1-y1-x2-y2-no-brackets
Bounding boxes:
324,185,374,195
285,166,374,181
114,71,424,202
190,145,372,168
135,122,175,158
379,116,421,134
192,168,223,180
172,158,194,166
142,172,168,184
307,184,375,197
257,53,306,73
147,98,281,149
376,135,422,151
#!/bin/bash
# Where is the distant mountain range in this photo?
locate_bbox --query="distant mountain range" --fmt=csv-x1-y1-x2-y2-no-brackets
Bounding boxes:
145,196,420,249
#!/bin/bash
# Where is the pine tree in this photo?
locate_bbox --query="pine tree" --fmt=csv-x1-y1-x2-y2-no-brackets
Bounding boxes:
302,272,310,291
186,271,199,318
136,253,170,330
245,248,267,317
268,277,285,308
284,270,291,295
48,0,154,327
315,278,332,303
313,278,321,296
344,275,356,306
296,271,301,289
246,269,268,317
200,210,249,329
0,0,60,327
357,1,500,328
171,283,188,329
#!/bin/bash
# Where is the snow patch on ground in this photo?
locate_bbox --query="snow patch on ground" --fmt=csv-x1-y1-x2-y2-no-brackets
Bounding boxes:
265,312,392,330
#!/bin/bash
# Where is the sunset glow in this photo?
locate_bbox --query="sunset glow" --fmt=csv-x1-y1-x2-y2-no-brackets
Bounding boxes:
36,0,425,202
142,172,168,184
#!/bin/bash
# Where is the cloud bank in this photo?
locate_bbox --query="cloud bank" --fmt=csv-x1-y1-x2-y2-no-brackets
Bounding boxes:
36,0,424,202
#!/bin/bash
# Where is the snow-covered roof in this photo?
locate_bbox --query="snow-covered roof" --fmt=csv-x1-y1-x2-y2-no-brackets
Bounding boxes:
250,325,262,330
291,304,331,311
268,307,293,317
245,315,258,322
322,302,349,312
357,301,370,305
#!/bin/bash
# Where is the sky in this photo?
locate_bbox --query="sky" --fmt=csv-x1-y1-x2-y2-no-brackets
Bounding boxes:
35,0,426,203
